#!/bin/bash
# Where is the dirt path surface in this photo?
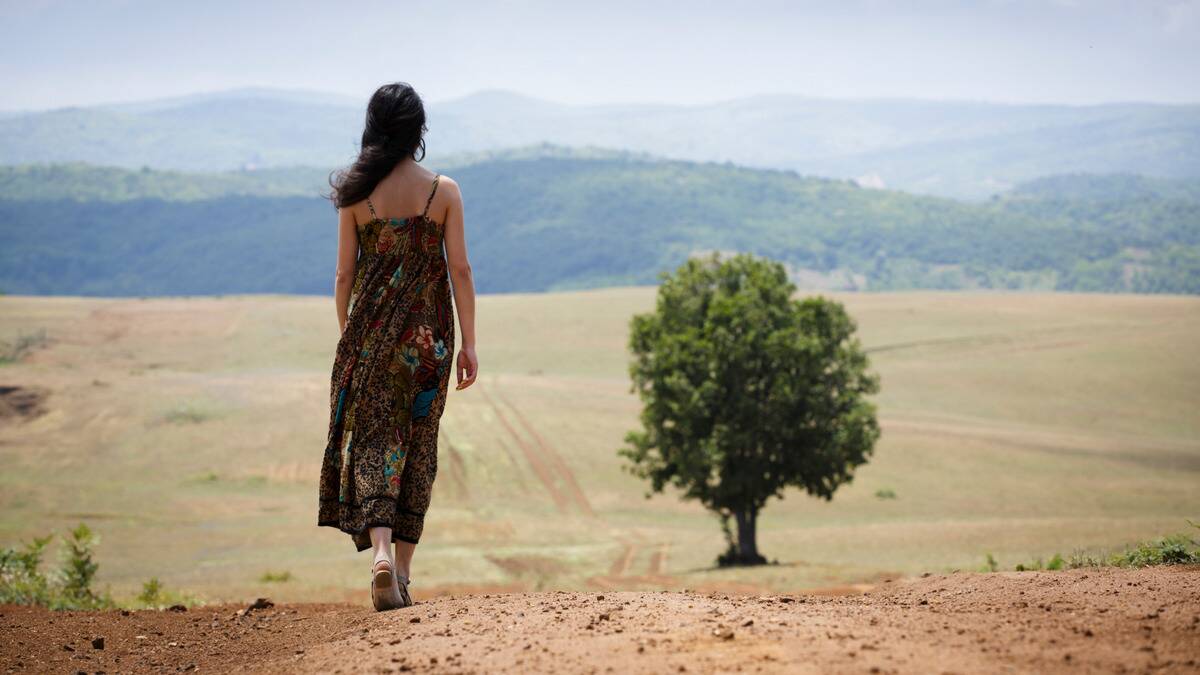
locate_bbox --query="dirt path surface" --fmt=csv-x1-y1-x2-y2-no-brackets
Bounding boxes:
3,567,1197,674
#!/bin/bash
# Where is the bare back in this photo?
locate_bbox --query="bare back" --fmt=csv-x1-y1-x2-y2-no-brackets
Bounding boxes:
355,164,446,226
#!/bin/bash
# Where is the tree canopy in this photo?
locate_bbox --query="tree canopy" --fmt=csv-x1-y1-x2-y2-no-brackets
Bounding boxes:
620,253,881,565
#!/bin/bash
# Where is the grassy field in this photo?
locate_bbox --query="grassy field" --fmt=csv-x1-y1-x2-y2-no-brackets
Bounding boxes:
0,288,1197,603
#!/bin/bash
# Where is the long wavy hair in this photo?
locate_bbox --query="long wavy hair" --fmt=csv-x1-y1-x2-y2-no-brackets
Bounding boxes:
327,82,428,209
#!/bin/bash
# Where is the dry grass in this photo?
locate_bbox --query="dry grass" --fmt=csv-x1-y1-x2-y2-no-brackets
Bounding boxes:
0,288,1197,603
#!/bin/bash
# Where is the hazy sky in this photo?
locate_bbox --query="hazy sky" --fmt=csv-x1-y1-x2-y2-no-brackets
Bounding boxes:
3,0,1198,111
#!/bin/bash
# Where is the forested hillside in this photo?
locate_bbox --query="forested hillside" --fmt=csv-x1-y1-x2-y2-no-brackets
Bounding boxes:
1,153,1197,296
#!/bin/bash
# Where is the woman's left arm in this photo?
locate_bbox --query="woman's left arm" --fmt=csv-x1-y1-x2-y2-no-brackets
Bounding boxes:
334,207,358,333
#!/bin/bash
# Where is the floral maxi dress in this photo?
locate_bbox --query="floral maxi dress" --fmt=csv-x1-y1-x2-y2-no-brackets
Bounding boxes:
319,175,454,551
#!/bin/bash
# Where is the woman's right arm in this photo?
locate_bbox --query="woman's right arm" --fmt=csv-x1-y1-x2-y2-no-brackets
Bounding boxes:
441,177,478,390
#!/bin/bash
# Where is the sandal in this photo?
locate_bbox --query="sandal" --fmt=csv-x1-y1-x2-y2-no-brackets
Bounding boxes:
396,574,413,608
370,557,405,612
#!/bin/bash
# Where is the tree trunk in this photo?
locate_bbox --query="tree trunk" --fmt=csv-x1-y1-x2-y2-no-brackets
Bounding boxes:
734,507,766,565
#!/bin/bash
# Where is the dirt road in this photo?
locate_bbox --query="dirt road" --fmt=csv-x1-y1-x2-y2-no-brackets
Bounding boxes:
2,567,1197,674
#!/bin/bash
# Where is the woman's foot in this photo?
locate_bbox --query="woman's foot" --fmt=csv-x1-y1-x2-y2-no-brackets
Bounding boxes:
396,574,413,608
370,556,405,611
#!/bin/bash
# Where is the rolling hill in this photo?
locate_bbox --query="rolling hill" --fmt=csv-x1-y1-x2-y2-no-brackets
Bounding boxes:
2,87,1197,199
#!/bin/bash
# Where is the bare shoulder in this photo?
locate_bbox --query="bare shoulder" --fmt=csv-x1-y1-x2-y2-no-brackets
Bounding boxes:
436,174,461,198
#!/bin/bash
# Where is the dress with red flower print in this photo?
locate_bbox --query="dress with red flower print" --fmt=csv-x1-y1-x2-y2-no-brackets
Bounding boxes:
318,175,454,551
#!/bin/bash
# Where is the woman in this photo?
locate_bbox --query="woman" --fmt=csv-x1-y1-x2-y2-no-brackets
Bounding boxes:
318,82,478,611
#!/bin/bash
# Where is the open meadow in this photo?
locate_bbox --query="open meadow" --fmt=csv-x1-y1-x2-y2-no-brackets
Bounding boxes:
1,288,1198,604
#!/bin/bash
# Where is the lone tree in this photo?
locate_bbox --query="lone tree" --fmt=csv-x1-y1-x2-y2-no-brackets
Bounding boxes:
621,253,881,566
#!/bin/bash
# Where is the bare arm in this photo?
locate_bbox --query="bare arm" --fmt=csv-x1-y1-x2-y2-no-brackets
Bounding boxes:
441,178,478,390
334,206,358,333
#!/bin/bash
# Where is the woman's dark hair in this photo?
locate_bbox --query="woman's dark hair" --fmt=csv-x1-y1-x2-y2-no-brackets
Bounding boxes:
326,82,427,208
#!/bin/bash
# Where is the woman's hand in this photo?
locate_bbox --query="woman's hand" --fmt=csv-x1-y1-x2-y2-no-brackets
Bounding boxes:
455,346,478,390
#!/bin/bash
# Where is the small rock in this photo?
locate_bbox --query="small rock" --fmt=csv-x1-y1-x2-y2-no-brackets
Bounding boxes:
410,617,421,623
62,644,75,652
247,598,274,611
712,626,735,640
91,637,104,650
168,604,187,612
741,619,754,627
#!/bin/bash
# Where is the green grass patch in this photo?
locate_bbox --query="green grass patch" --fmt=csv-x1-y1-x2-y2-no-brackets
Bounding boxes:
0,328,48,364
160,401,219,424
259,570,293,583
132,576,200,609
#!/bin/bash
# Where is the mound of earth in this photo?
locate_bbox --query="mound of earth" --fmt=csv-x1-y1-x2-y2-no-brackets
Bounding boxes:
0,385,48,422
2,567,1197,673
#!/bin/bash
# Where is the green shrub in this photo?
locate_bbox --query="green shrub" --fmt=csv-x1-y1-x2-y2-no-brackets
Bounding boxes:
0,535,52,605
874,488,897,500
1015,558,1043,572
1109,534,1199,568
138,577,164,605
985,524,1199,573
1065,551,1104,568
1,524,113,609
131,576,198,609
2,524,201,610
56,524,111,609
259,570,293,583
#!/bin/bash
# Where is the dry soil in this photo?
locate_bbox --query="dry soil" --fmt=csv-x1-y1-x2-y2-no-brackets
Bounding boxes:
2,566,1198,674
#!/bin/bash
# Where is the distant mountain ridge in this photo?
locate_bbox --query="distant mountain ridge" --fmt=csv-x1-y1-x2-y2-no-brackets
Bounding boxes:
1,151,1196,296
2,87,1197,199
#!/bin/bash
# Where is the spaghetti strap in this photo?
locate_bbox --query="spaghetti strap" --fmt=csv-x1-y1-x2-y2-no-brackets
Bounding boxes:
421,175,441,219
366,195,379,221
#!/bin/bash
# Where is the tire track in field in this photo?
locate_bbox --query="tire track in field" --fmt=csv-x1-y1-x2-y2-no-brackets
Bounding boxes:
493,380,595,517
592,538,674,589
437,428,470,504
494,435,534,495
477,382,571,513
648,542,670,575
608,542,638,577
